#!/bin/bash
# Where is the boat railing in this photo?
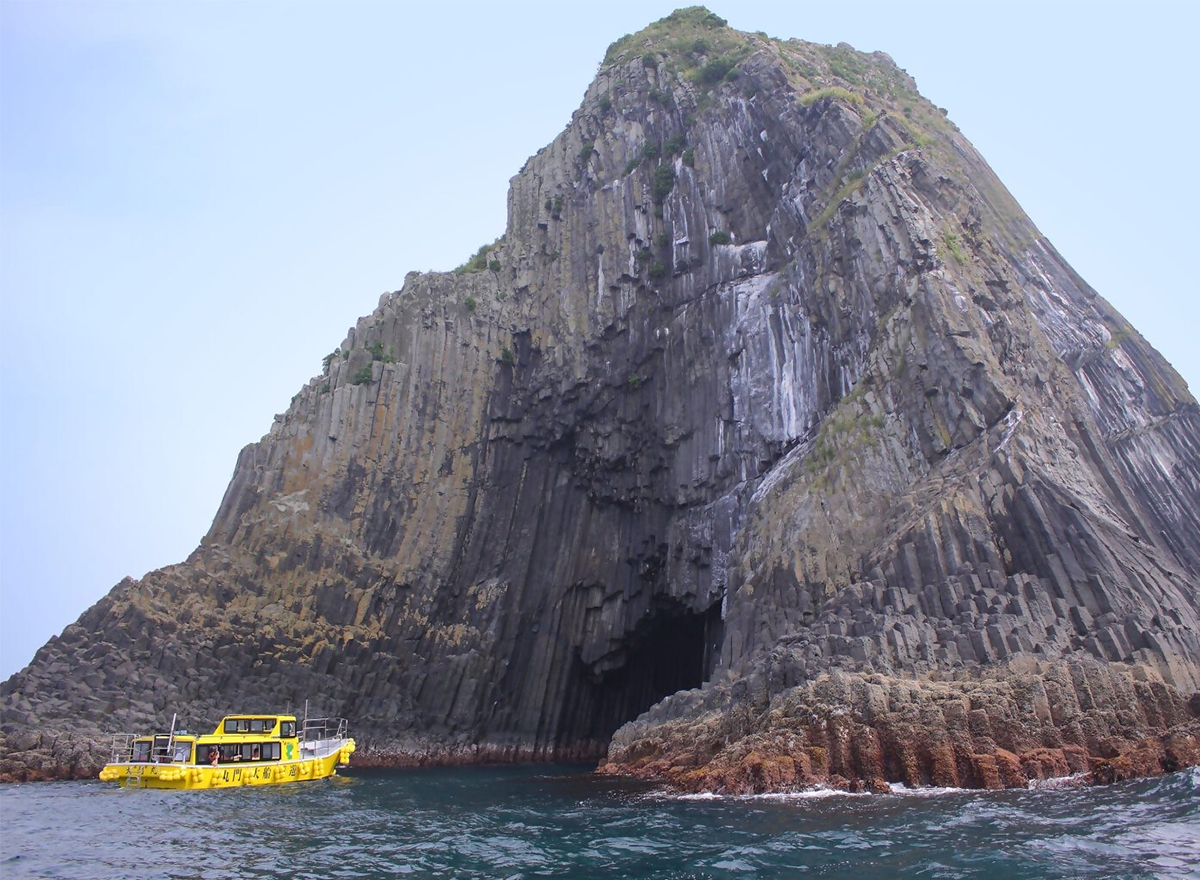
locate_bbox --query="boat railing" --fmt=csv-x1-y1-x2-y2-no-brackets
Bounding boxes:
108,733,139,764
108,730,192,765
299,716,349,744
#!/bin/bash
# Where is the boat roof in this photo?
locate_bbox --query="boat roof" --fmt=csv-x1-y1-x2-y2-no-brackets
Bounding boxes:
208,715,299,737
128,714,302,741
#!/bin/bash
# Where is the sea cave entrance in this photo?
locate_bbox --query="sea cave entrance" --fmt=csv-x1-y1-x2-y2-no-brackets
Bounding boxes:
558,599,724,745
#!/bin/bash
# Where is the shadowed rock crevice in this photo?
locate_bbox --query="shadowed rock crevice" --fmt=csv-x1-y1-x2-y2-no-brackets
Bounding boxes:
562,598,724,744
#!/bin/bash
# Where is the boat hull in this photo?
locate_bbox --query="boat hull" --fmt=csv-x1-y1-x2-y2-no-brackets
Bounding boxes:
100,743,354,790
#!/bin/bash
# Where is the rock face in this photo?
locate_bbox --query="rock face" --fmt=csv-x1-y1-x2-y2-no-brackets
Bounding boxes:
3,8,1198,788
603,657,1200,794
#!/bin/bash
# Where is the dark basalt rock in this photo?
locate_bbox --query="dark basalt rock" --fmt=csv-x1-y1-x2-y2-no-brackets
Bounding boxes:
3,8,1198,789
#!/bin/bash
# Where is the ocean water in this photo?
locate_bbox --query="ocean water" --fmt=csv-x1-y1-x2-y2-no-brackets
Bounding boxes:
1,765,1197,879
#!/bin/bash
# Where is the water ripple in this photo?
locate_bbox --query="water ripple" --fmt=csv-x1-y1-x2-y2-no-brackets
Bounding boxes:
1,766,1197,879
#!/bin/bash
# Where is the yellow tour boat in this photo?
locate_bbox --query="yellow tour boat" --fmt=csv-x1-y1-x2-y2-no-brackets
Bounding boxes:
99,712,355,790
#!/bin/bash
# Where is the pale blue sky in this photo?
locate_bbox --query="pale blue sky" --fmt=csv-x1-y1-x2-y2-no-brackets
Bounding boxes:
2,1,1196,679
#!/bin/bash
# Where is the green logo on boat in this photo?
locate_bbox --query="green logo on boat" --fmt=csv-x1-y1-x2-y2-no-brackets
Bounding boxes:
286,743,294,759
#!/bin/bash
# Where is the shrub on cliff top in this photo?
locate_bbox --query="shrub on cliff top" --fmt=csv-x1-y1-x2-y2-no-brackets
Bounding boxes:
454,236,504,274
455,244,491,274
602,7,733,67
666,7,726,28
799,86,864,108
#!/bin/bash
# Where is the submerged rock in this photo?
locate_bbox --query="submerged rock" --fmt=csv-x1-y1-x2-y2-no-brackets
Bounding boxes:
3,8,1198,788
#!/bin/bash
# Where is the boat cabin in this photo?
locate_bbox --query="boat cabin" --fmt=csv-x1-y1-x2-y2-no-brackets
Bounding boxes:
214,715,297,738
123,715,301,766
129,735,195,764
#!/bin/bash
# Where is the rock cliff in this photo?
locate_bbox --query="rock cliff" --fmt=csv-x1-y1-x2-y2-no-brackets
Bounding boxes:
3,8,1198,789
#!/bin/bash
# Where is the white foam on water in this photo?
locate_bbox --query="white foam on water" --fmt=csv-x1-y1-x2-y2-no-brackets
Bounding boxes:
711,858,757,872
750,788,871,801
1026,773,1089,790
887,782,971,797
664,780,1005,801
659,786,872,801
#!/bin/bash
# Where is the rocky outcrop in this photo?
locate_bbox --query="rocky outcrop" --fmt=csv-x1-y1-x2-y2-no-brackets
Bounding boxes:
3,8,1198,788
602,658,1200,793
0,730,107,783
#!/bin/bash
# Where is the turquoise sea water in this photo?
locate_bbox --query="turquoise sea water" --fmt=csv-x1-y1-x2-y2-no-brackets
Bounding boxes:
2,765,1197,879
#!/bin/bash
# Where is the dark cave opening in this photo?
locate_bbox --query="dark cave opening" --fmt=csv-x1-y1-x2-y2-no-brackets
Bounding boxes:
559,599,724,744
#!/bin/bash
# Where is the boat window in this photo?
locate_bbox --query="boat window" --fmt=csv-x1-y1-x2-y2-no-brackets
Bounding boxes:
153,735,172,761
226,742,274,761
132,741,152,763
280,721,296,738
250,719,265,733
173,742,192,763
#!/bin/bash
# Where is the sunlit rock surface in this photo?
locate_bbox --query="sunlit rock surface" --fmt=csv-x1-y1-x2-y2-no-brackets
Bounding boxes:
3,8,1197,787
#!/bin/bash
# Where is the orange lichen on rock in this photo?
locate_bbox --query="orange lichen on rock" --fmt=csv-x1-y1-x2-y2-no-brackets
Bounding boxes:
603,660,1200,795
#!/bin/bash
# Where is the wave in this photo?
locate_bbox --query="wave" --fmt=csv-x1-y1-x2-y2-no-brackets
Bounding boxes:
1026,773,1089,790
660,786,873,801
887,782,972,796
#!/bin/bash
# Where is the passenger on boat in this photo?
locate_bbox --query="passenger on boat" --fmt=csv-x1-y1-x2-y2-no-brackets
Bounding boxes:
210,747,220,766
